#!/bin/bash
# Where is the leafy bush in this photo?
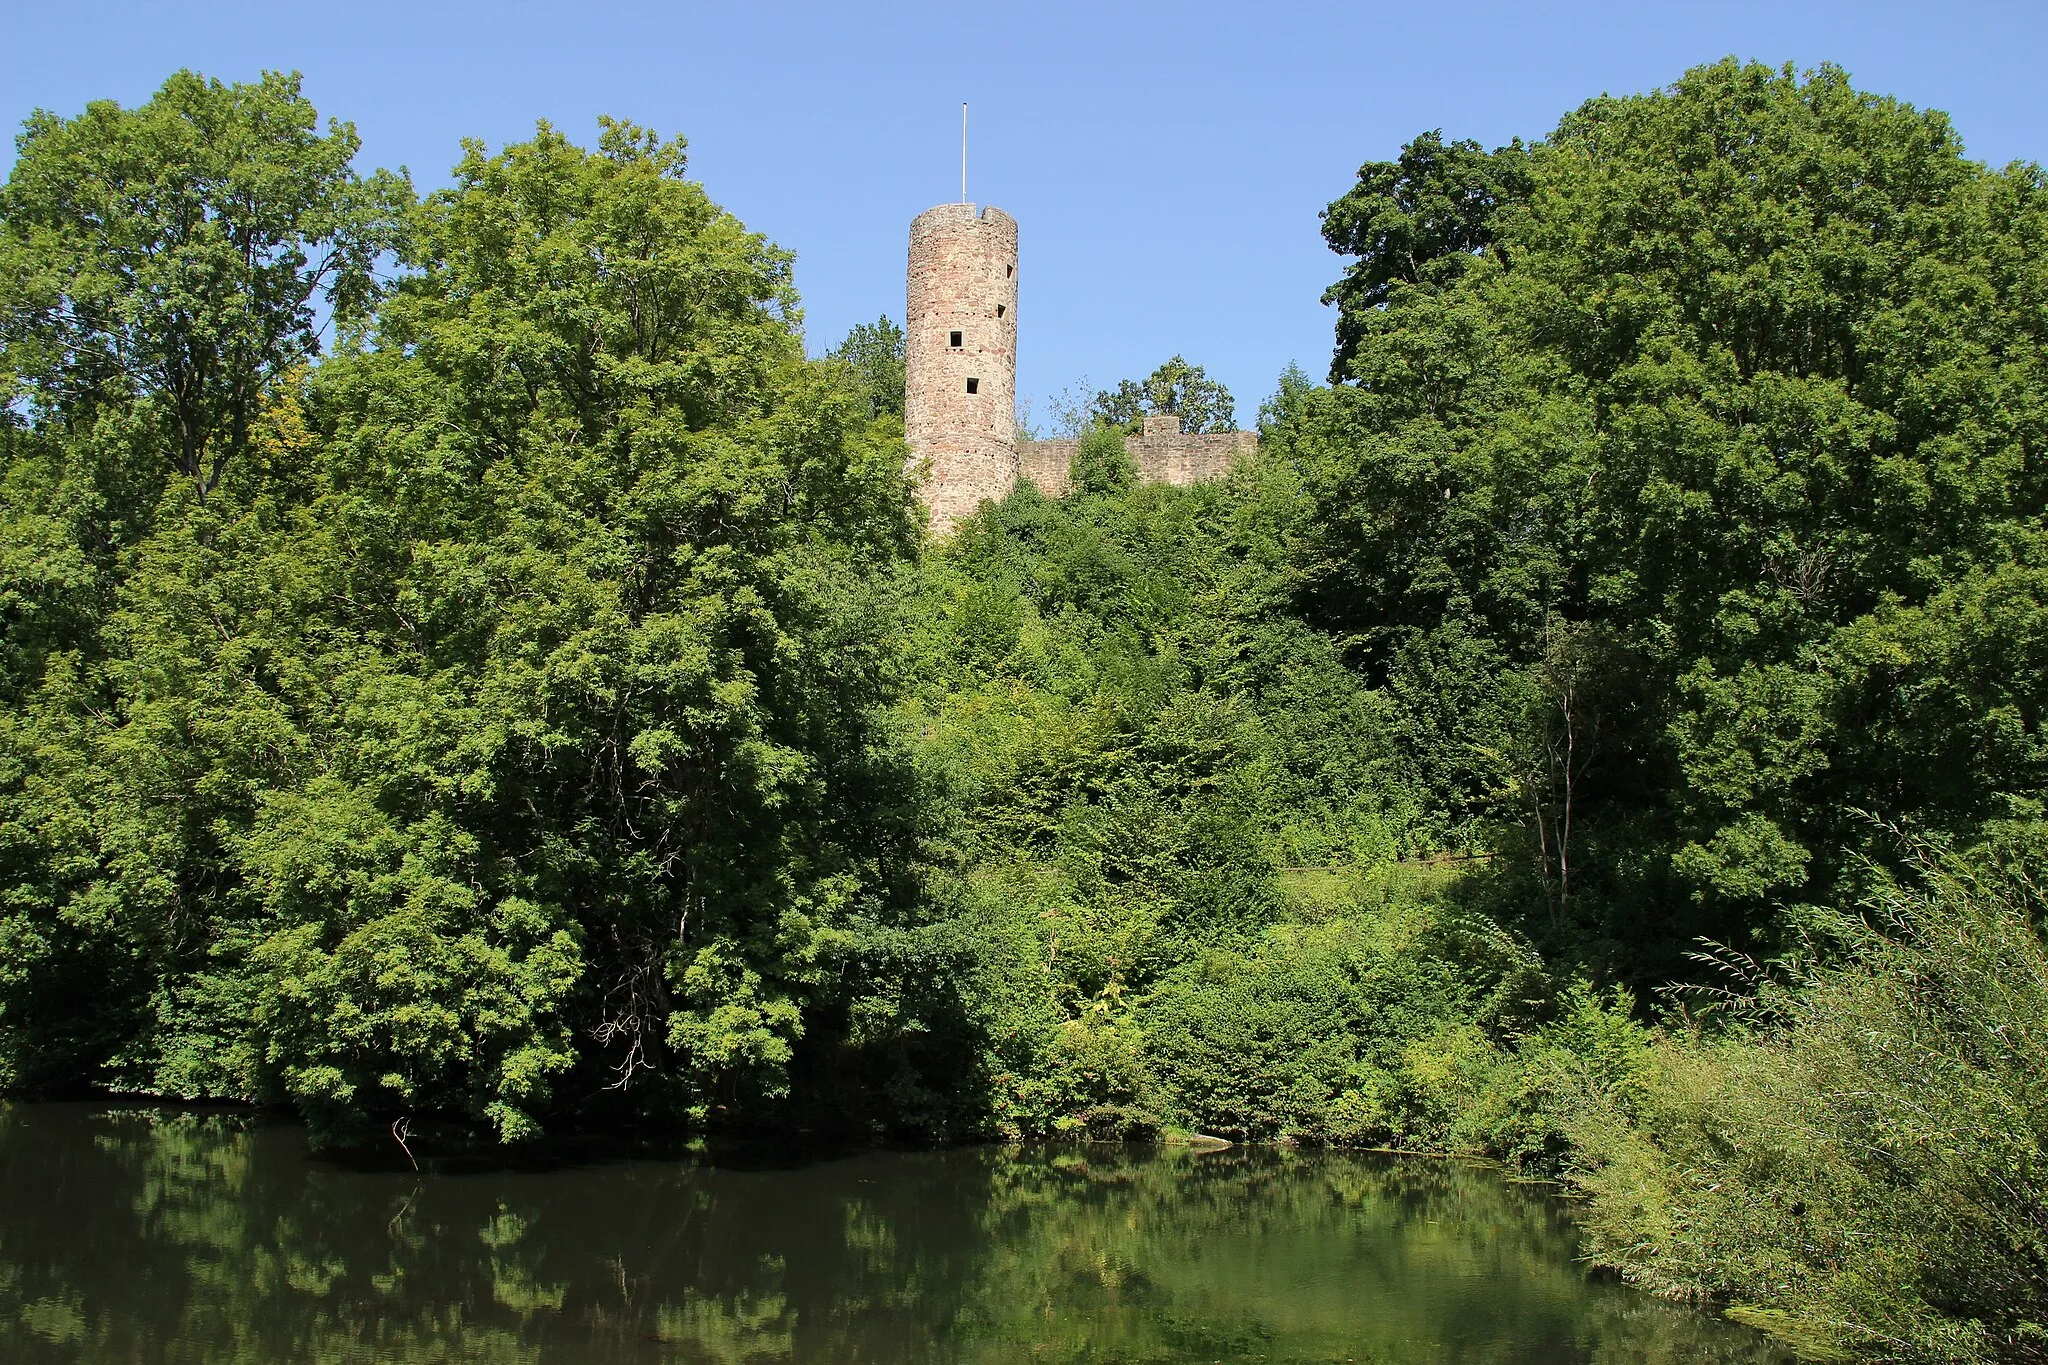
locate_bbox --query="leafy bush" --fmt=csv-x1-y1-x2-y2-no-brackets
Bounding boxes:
1144,897,1543,1144
1569,850,2048,1364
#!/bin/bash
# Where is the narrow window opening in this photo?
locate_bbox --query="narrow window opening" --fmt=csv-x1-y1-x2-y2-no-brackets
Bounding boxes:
996,304,1006,318
965,378,980,395
1005,264,1013,278
948,330,962,348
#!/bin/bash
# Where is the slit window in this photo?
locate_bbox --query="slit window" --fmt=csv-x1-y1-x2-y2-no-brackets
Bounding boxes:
965,378,980,395
996,304,1006,318
1005,264,1013,278
949,330,962,348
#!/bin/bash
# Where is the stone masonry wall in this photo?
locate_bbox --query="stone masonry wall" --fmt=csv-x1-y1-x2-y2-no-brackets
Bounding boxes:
1017,413,1256,497
905,207,1252,528
904,204,1019,531
1016,439,1077,496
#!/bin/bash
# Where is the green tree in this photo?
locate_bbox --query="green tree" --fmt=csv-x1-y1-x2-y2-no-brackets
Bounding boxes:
0,109,926,1138
1067,423,1137,496
227,118,922,1135
1256,362,1316,436
1091,356,1236,434
1274,59,2048,962
0,70,408,505
1319,130,1531,381
0,70,412,1089
826,315,906,419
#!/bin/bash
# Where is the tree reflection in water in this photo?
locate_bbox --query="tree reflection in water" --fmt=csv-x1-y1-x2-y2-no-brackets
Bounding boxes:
0,1103,1786,1364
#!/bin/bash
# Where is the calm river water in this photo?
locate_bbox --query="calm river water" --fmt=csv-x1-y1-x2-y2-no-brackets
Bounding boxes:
0,1102,1788,1364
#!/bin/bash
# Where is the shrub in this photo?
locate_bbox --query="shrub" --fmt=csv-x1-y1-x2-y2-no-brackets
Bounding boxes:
1144,894,1544,1144
1570,851,2048,1364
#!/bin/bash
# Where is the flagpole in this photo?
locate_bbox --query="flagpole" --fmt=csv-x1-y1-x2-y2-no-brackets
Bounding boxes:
961,102,968,205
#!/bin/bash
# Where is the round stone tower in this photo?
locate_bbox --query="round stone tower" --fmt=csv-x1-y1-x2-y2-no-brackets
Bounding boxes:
904,203,1018,531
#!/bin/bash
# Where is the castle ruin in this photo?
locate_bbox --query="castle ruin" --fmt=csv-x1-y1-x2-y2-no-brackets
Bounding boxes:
904,202,1255,531
1016,416,1258,498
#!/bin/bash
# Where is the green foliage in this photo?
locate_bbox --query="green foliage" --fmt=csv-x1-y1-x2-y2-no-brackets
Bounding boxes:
826,314,906,419
0,101,925,1138
1282,57,2048,971
1066,423,1137,496
0,70,409,504
2,60,2045,1364
233,786,584,1144
1090,355,1237,434
899,452,1482,1141
1449,981,1659,1171
1144,896,1543,1144
1320,129,1531,380
1569,848,2048,1364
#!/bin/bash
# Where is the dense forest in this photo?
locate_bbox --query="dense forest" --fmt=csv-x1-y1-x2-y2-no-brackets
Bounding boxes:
1,60,2043,1363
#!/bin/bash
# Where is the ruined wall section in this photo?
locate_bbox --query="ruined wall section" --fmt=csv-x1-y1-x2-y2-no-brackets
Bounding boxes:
1018,440,1077,496
904,204,1019,531
1018,414,1256,498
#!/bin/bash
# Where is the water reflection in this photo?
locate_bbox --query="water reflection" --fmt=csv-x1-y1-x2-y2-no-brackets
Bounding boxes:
0,1102,1785,1364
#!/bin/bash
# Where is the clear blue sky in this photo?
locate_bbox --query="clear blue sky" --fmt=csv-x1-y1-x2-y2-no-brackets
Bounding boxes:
4,1,2043,425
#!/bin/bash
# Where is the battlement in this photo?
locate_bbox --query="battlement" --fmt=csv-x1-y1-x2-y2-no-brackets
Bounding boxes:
1017,413,1257,496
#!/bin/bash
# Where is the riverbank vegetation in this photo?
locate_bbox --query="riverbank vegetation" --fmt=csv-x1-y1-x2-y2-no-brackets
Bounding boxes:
2,59,2043,1362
